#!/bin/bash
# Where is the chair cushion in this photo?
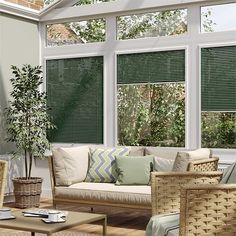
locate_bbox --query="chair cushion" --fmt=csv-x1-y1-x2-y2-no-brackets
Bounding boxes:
172,148,211,172
52,146,89,186
115,155,154,185
85,147,130,183
145,213,179,236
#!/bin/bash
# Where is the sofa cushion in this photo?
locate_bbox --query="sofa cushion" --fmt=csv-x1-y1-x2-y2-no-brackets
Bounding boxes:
129,146,145,156
54,182,151,206
115,155,154,185
85,147,130,183
52,146,89,186
172,148,211,172
145,147,185,160
154,156,175,172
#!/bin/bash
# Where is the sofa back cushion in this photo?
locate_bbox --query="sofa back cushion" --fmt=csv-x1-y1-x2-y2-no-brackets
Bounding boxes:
115,155,154,185
154,156,175,172
145,147,185,160
52,146,89,186
128,147,145,156
85,147,130,183
172,148,212,172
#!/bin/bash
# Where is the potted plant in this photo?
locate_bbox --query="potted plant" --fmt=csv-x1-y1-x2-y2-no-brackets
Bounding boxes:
5,64,55,208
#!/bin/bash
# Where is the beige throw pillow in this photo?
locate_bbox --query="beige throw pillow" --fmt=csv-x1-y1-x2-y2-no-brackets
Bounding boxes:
172,148,211,172
52,146,89,186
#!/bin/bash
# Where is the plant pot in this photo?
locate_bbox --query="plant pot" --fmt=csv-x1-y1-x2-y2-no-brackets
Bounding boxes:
12,177,43,209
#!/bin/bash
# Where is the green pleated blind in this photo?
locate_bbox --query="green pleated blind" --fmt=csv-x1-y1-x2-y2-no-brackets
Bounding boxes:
117,50,185,84
46,56,103,143
201,46,236,112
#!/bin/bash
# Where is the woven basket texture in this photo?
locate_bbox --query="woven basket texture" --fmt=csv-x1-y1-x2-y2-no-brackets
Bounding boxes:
180,184,236,236
13,177,42,208
188,157,219,172
151,171,223,216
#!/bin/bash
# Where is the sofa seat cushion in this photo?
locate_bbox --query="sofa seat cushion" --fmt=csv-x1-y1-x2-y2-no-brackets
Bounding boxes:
54,182,151,206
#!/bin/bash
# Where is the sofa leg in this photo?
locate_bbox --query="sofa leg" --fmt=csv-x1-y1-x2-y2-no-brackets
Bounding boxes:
91,207,94,212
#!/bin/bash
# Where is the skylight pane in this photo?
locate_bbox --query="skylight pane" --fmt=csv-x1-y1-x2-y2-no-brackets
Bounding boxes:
117,9,187,40
74,0,116,6
201,3,236,33
47,19,106,47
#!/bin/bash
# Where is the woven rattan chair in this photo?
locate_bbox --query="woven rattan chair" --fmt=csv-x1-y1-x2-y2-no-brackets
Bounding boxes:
0,160,8,207
180,184,236,236
151,171,223,216
187,157,219,172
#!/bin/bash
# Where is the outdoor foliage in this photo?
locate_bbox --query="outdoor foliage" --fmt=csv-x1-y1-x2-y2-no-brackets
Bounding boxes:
202,112,236,148
5,65,55,178
118,84,185,147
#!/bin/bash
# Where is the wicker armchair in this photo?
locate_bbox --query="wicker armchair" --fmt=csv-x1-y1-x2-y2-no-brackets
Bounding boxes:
151,171,223,216
187,157,219,172
180,184,236,236
0,160,8,207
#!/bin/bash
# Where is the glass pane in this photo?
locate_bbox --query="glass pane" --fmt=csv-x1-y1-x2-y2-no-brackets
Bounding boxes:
44,0,56,6
202,112,236,148
47,19,105,47
74,0,115,6
46,57,103,143
201,45,236,148
117,83,185,147
201,3,236,33
117,9,187,40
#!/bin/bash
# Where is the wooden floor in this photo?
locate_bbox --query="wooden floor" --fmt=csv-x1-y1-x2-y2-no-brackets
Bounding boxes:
2,199,151,236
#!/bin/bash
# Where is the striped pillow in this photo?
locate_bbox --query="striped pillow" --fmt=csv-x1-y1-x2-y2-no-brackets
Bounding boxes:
85,147,130,183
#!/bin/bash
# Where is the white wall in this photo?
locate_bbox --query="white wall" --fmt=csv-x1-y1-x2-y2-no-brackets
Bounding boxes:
0,12,40,196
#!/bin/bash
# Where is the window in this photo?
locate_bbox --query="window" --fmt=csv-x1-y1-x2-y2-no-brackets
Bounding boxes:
46,56,103,143
117,9,187,40
117,50,185,147
201,46,236,148
47,19,105,47
201,3,236,33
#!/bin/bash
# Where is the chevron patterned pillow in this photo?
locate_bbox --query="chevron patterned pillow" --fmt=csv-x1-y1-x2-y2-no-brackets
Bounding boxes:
85,147,130,183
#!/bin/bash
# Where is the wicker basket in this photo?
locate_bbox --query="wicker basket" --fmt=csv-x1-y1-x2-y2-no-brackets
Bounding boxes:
13,177,43,209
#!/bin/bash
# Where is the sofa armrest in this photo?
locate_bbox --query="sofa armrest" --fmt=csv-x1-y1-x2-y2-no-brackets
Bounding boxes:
151,171,223,216
48,156,56,197
180,184,236,236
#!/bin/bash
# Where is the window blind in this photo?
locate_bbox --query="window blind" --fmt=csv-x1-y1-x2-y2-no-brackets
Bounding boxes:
201,46,236,112
117,50,185,84
46,56,103,143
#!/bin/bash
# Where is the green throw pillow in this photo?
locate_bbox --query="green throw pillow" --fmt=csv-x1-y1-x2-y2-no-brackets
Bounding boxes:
115,155,154,185
85,147,130,183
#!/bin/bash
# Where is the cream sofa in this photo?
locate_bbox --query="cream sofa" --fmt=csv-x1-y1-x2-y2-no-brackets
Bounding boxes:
48,146,219,211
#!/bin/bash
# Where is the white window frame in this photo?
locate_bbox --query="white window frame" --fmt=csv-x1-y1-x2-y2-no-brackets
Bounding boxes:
39,0,236,161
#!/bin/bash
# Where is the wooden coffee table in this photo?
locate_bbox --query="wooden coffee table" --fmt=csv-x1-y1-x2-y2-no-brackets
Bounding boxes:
0,210,107,236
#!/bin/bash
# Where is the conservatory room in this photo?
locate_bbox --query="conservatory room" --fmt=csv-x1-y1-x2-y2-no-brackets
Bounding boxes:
0,0,235,235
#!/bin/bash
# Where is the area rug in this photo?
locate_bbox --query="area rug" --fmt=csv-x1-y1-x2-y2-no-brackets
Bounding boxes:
0,232,100,236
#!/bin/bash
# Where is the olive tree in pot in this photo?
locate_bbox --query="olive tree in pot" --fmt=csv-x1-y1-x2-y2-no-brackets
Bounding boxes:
5,65,55,208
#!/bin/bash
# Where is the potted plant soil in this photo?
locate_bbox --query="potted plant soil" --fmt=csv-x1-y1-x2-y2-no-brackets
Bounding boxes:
5,65,55,208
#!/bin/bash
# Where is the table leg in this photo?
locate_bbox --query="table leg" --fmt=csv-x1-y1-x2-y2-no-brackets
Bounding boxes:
103,216,107,236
